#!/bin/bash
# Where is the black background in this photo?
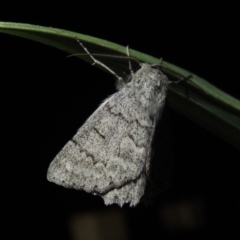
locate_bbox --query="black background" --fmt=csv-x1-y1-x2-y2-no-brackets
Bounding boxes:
1,2,239,240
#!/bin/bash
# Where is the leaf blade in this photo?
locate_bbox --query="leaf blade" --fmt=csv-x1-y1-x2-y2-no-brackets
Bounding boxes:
1,21,239,150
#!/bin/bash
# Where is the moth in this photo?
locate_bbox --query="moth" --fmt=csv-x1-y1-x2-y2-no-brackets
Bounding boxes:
47,42,169,207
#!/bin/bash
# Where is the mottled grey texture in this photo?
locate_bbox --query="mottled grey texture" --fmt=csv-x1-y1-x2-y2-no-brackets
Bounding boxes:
47,63,169,207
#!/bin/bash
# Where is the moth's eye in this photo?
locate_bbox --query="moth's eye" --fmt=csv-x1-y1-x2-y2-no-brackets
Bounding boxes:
124,75,132,83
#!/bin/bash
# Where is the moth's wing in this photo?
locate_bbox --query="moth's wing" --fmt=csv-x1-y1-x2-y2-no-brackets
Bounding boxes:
102,172,146,207
47,85,154,195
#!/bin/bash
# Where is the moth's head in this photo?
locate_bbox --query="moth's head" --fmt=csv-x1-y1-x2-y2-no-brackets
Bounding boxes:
132,63,169,90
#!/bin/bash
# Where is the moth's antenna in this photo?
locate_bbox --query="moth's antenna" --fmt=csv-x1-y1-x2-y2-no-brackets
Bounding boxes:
76,38,123,82
68,53,141,65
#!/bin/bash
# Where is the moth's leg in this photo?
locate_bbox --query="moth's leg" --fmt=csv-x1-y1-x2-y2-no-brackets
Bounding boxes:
76,38,123,83
151,60,193,85
150,58,163,69
126,46,134,76
172,74,193,84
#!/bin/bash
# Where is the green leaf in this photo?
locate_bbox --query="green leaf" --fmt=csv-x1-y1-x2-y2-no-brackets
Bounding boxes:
1,22,239,150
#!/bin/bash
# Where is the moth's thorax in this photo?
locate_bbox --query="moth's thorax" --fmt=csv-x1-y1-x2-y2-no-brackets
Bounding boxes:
131,63,169,115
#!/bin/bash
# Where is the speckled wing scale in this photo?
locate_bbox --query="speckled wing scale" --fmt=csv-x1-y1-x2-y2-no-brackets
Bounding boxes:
47,42,169,207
